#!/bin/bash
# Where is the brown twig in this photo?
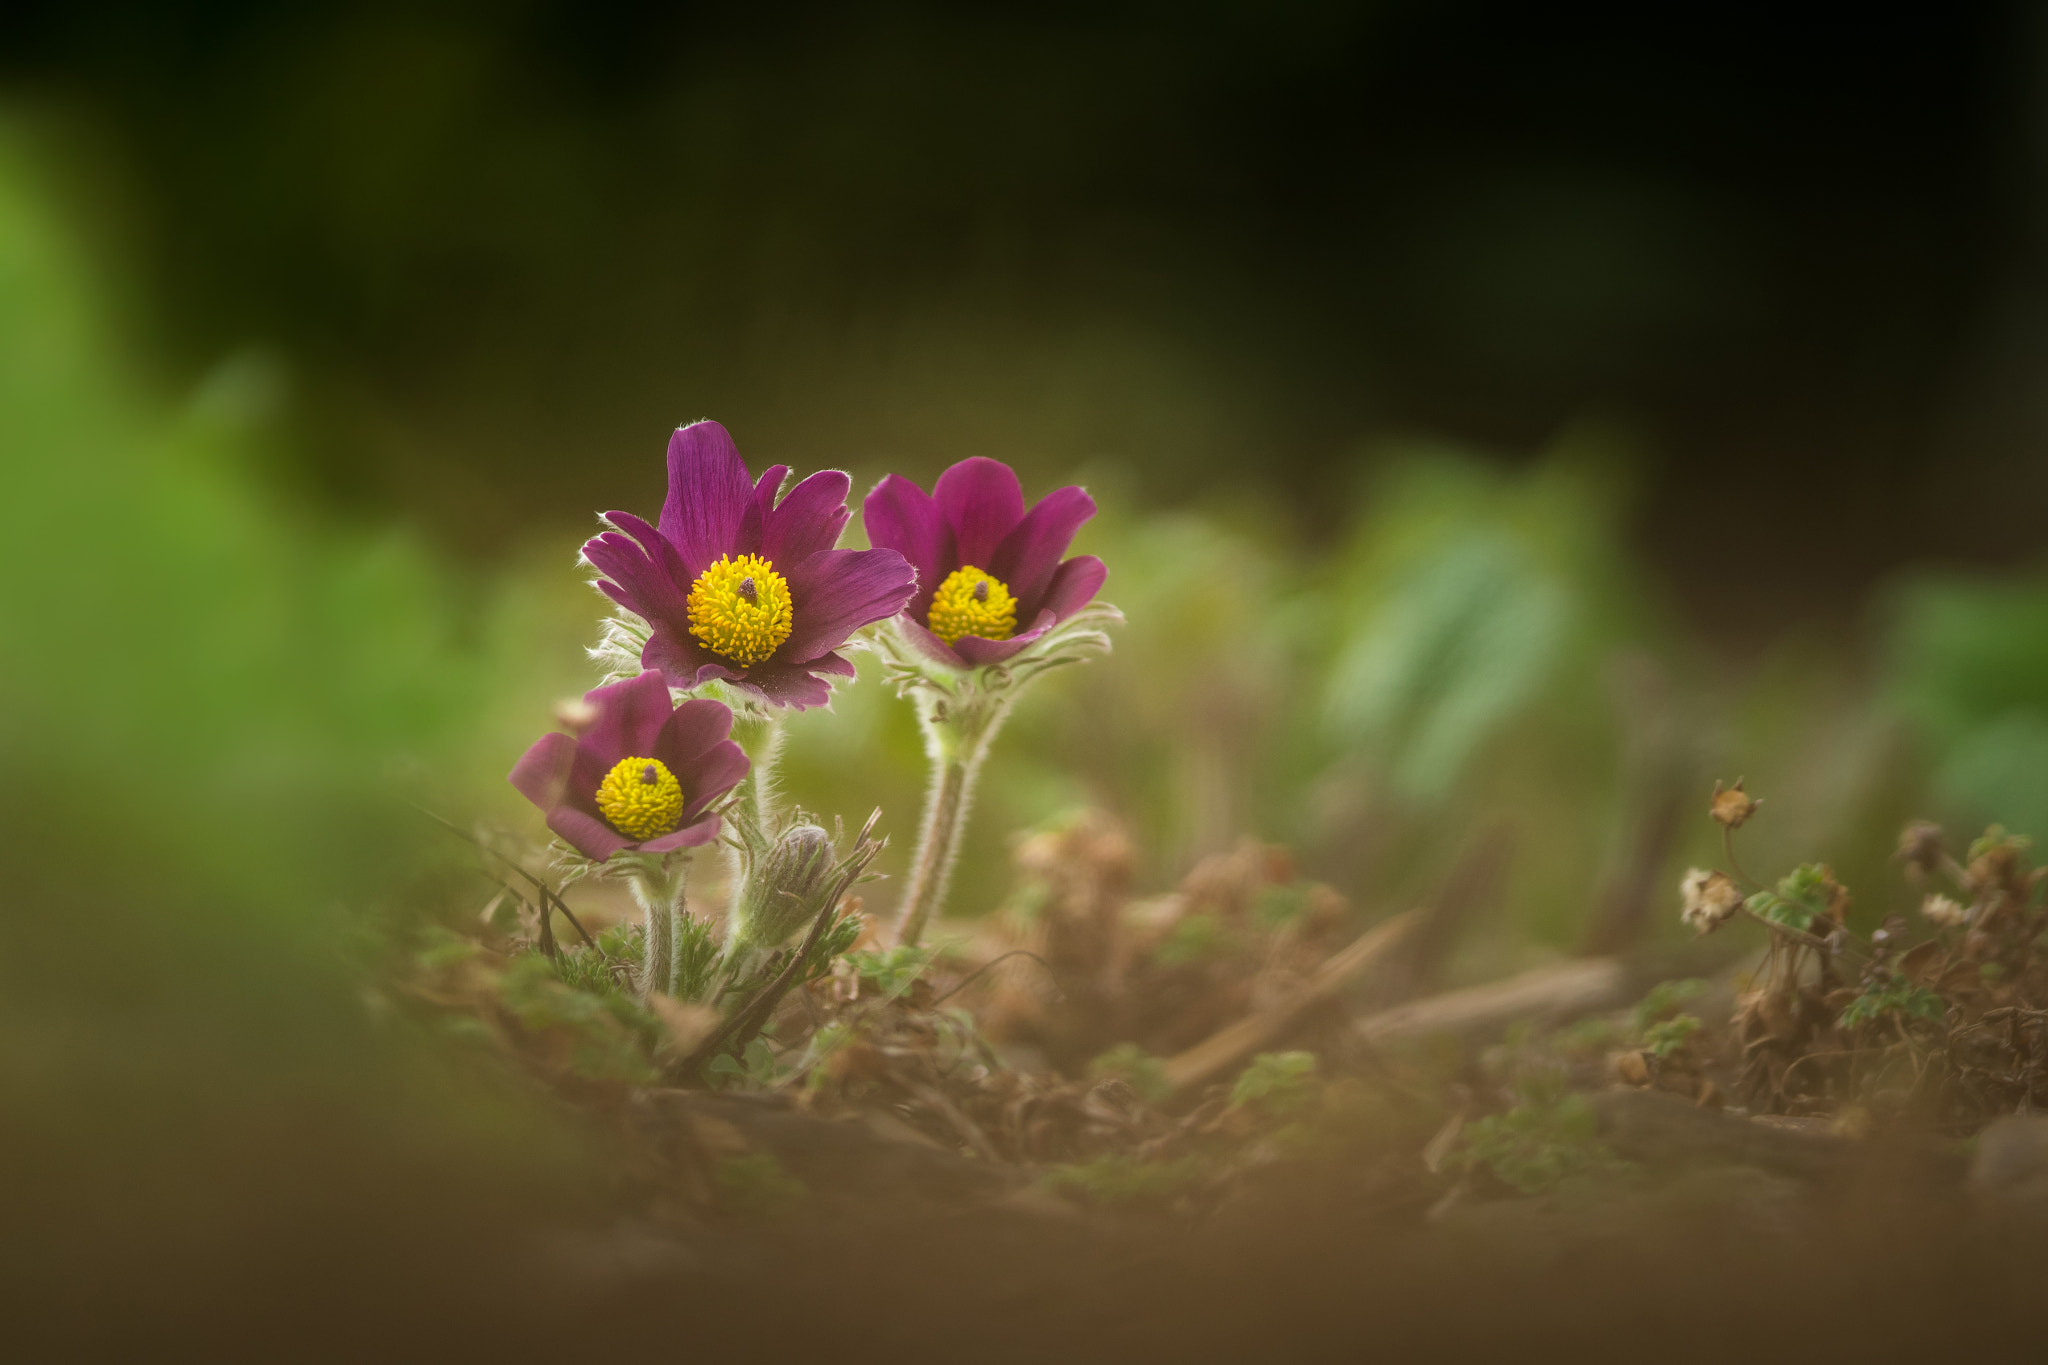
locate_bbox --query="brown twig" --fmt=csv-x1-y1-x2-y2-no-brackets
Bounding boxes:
930,950,1066,1006
415,804,597,950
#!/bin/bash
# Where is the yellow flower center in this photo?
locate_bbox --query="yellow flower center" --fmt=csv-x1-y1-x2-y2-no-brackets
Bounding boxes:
927,566,1017,646
594,756,686,840
687,554,793,665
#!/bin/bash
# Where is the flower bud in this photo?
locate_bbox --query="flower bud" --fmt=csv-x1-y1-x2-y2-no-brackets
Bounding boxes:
730,822,838,954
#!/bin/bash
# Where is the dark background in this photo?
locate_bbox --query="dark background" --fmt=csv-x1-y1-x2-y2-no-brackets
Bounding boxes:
6,0,2042,643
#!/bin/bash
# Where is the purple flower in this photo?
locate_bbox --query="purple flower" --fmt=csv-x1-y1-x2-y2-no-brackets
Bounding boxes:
582,421,919,709
509,670,749,861
863,457,1107,667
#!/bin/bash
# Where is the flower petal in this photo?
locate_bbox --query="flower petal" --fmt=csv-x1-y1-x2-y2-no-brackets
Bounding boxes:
753,462,791,511
1038,554,1107,623
808,650,858,678
731,663,835,710
637,812,724,853
990,485,1096,617
778,547,918,664
508,732,577,812
894,616,968,669
934,457,1025,571
547,806,632,862
952,619,1054,667
761,469,852,566
658,421,755,577
584,512,692,628
862,473,952,620
642,629,737,690
579,670,675,768
676,739,751,821
653,697,737,771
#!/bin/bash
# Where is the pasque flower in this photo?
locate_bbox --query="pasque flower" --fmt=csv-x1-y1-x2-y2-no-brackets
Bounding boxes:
862,456,1106,668
583,420,918,708
509,670,749,861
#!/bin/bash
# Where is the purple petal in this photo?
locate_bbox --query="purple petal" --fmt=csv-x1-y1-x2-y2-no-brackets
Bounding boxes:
1038,554,1107,623
637,813,724,853
509,732,577,812
778,547,918,664
677,739,751,820
953,618,1054,667
753,463,790,510
653,698,737,771
584,513,692,628
896,616,969,669
808,650,858,678
862,474,952,621
579,671,675,769
730,664,836,710
760,469,852,566
990,485,1096,618
640,627,734,689
657,421,754,577
934,457,1025,571
547,806,633,862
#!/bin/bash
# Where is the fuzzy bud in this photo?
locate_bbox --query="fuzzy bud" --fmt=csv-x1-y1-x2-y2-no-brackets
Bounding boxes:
730,822,838,954
1680,867,1743,935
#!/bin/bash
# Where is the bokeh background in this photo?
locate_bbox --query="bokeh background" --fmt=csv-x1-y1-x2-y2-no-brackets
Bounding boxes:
11,1,2048,1333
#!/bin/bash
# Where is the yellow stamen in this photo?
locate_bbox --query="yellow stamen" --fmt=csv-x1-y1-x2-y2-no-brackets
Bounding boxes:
687,553,793,665
927,566,1017,646
595,756,686,840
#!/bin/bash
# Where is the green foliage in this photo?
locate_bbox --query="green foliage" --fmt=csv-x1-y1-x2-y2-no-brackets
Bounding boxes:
1746,864,1831,933
498,953,660,1085
1640,1015,1702,1059
847,945,939,1000
1152,913,1226,967
1629,978,1704,1034
551,923,641,999
712,1153,807,1217
1041,1155,1205,1206
673,915,723,1004
1454,1080,1630,1194
1229,1051,1318,1116
1252,883,1312,929
1087,1043,1172,1104
705,1035,788,1090
1839,976,1946,1028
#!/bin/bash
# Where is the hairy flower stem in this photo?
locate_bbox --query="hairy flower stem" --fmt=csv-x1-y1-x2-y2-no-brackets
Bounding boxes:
628,858,690,997
895,685,1010,946
729,713,787,839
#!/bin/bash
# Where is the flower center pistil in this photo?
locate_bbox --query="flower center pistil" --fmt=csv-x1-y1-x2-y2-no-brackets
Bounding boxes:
687,554,793,665
595,756,686,840
927,566,1017,645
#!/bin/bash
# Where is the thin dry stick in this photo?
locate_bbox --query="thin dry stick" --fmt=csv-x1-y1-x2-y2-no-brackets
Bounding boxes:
415,804,597,950
1163,911,1419,1098
930,949,1065,1006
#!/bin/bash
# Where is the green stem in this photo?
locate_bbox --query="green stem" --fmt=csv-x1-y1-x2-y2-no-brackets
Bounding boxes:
894,686,1007,946
729,712,787,839
629,858,689,997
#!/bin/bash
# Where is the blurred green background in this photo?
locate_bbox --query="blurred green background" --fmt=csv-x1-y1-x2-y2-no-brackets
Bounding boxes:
10,2,2048,1312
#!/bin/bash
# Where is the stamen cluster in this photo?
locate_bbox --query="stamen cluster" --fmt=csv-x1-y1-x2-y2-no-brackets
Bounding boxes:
595,755,685,840
687,553,793,665
927,566,1017,646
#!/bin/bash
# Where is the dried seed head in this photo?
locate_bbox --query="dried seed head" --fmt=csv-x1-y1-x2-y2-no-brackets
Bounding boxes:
1679,867,1743,935
1895,820,1946,880
1709,779,1761,830
1921,893,1968,929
